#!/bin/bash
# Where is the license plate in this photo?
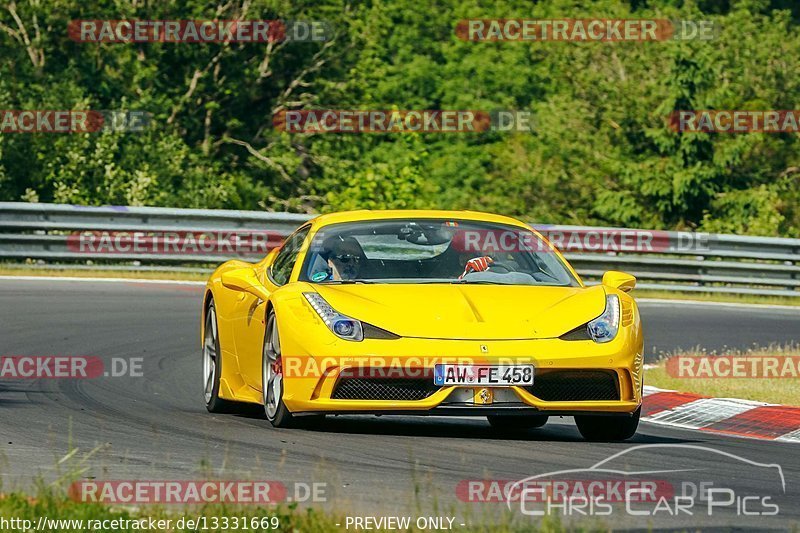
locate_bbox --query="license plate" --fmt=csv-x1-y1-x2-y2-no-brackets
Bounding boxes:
433,364,534,386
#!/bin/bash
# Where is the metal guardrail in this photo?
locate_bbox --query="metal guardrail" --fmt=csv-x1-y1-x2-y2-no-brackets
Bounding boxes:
1,202,799,297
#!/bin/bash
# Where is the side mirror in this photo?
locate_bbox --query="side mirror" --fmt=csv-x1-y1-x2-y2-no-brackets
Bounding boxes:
221,267,271,301
602,271,636,293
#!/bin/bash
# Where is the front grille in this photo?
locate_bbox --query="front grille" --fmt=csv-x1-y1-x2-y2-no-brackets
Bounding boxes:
332,377,440,401
526,370,619,401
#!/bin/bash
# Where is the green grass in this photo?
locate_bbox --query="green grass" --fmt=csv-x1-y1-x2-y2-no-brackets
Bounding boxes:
0,443,590,533
646,345,800,406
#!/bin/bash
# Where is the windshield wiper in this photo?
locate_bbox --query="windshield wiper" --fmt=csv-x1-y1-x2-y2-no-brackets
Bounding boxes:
449,279,504,285
320,279,373,284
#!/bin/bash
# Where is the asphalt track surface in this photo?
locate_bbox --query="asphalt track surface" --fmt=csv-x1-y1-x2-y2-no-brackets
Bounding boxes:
1,279,799,530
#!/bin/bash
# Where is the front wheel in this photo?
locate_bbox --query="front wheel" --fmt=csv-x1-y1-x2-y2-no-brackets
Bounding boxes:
487,414,548,430
263,311,295,427
574,408,640,442
203,302,236,413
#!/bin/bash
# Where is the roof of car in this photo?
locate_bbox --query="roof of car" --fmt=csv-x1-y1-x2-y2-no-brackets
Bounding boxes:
306,210,530,229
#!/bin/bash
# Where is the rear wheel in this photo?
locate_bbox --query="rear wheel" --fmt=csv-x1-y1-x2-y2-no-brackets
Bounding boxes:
203,302,236,413
575,408,640,442
263,311,295,427
487,414,549,430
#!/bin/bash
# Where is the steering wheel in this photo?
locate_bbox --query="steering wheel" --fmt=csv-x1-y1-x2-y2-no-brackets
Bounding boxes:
487,261,516,273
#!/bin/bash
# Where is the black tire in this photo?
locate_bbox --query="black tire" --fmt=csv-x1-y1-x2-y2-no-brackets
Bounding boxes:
203,302,237,413
487,414,549,430
575,408,640,442
263,310,295,427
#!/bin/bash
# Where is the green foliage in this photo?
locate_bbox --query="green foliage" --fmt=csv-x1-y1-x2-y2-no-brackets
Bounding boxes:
0,0,799,236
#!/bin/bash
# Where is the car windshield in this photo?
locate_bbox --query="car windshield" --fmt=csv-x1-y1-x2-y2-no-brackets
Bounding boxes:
299,218,579,286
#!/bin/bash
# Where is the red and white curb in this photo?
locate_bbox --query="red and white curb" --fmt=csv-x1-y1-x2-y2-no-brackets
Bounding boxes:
643,386,800,443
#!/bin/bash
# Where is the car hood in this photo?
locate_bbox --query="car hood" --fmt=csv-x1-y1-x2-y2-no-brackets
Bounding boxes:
311,283,607,340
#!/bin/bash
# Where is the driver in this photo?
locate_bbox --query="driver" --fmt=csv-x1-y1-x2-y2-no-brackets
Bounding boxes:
322,236,365,281
459,255,494,279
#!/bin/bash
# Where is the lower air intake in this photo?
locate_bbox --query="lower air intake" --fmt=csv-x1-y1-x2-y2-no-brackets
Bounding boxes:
332,377,440,401
527,370,620,401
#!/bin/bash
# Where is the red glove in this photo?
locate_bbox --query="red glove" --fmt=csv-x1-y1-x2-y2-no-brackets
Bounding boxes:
459,256,494,279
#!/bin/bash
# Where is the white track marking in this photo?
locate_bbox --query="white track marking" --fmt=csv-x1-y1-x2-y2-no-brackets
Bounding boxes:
642,385,674,395
776,429,800,443
0,275,205,286
637,298,800,312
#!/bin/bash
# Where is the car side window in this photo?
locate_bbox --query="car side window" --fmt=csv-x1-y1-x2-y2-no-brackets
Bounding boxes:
269,226,310,286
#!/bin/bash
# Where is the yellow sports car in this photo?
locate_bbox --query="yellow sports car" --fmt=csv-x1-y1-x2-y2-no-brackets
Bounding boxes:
201,210,644,441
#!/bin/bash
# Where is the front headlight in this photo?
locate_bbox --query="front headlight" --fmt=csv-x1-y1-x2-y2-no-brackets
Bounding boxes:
303,292,363,341
587,294,620,343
